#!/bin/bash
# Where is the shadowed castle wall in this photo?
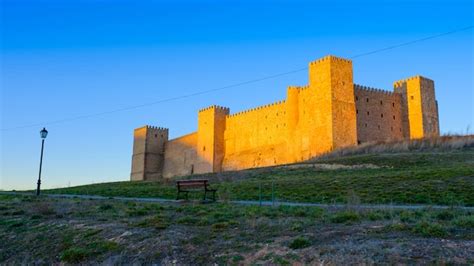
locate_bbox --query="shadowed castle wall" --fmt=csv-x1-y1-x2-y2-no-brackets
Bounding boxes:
355,85,404,143
162,132,197,178
130,55,440,180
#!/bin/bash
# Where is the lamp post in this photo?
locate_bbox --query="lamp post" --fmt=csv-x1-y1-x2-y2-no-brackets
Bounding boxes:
36,127,48,196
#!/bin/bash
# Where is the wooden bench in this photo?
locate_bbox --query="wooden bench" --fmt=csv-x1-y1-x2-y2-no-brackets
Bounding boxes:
176,179,217,201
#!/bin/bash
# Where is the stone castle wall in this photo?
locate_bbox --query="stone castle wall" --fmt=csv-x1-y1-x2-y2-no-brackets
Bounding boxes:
223,100,288,170
354,85,404,143
131,55,440,181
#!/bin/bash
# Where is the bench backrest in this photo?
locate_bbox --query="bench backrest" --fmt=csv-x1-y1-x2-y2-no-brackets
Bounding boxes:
176,179,209,189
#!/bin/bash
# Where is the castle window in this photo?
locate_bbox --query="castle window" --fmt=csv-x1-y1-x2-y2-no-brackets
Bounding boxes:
392,103,395,107
391,127,393,131
357,141,361,144
365,123,367,127
202,146,206,151
356,96,359,101
411,96,414,100
381,113,383,118
393,115,395,120
366,98,369,102
155,134,158,138
356,109,359,114
380,100,383,105
378,125,381,130
367,111,370,116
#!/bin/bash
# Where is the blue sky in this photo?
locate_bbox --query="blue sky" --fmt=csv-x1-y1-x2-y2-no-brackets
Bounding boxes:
1,0,473,190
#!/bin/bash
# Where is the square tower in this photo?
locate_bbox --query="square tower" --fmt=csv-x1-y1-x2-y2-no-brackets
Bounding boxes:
130,126,168,181
305,55,358,155
394,76,440,139
195,105,230,174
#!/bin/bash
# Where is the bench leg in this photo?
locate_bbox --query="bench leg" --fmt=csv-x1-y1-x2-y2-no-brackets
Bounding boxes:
203,190,207,201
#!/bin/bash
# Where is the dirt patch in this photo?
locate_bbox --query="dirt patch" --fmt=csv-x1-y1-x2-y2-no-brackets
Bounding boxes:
277,163,382,170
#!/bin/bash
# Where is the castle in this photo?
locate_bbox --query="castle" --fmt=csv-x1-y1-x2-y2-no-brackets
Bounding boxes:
130,55,440,180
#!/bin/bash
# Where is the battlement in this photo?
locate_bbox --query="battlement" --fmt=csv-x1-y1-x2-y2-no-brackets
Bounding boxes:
227,100,286,118
144,125,169,132
198,105,230,114
393,75,434,88
309,55,352,65
354,84,396,96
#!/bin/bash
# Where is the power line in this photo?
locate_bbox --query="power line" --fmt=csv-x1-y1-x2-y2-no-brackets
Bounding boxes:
2,26,472,131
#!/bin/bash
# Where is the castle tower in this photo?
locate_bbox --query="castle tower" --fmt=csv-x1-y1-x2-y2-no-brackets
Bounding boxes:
195,105,230,174
306,55,358,155
130,125,168,181
394,76,440,139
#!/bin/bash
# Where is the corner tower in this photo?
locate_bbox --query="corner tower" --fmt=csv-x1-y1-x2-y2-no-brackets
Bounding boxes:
130,125,169,181
394,76,440,139
196,105,229,174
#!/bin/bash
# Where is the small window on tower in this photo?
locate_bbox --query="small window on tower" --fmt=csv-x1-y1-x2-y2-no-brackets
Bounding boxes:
202,146,206,151
393,115,395,120
356,109,359,114
366,98,369,102
356,96,359,101
367,111,370,116
381,113,384,118
380,100,383,105
155,134,158,138
411,96,414,100
392,103,395,107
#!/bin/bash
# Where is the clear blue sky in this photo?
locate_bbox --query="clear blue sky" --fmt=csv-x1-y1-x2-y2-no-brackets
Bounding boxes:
1,0,473,190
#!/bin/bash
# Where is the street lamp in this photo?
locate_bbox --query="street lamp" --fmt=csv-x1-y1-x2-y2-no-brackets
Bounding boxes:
36,127,48,196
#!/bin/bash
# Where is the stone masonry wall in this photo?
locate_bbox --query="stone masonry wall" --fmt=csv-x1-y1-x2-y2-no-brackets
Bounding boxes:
223,100,289,171
162,132,197,178
355,85,404,143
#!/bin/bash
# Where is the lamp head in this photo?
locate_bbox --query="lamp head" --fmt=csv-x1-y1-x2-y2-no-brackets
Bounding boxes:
40,128,48,139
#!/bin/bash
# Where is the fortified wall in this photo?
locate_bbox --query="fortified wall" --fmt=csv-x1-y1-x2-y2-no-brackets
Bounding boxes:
131,55,440,180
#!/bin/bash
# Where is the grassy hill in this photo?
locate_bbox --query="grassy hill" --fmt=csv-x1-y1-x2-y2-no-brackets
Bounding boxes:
45,136,474,206
3,136,474,264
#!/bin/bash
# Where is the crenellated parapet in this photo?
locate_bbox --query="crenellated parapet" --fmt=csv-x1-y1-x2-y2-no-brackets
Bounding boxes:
393,75,434,88
198,104,230,114
227,100,286,118
144,125,169,133
354,84,396,96
309,55,352,66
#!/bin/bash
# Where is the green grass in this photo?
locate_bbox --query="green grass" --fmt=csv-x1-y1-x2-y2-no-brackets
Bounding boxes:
289,237,311,249
0,194,473,264
42,148,474,206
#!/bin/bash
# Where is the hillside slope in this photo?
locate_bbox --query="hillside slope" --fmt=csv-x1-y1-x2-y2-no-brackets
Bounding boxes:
45,136,474,206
